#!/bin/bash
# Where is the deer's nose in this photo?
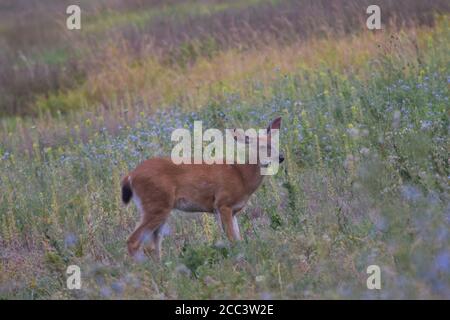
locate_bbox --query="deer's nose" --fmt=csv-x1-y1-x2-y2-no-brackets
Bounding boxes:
279,154,285,163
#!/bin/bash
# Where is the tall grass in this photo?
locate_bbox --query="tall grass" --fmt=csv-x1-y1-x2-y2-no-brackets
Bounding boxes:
0,0,450,299
0,2,449,299
0,0,448,116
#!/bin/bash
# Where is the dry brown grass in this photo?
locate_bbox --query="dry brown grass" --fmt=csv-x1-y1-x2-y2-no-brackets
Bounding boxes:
0,0,448,116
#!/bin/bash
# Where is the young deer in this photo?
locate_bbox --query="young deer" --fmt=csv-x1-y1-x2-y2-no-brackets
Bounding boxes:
121,117,284,259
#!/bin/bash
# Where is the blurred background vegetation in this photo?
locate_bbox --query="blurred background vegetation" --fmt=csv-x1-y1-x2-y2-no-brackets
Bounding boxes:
0,0,449,299
1,0,448,118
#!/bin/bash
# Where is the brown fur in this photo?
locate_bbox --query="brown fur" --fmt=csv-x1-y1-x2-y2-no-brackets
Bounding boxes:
121,117,283,260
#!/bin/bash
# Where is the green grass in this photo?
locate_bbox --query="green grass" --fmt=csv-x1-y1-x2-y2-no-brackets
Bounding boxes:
0,1,449,299
1,0,448,116
83,0,275,34
1,19,449,299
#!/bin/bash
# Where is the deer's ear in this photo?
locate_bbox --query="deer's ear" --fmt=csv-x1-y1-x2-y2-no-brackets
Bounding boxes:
267,117,282,132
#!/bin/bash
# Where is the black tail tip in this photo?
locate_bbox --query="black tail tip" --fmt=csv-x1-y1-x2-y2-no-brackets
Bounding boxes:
122,184,133,204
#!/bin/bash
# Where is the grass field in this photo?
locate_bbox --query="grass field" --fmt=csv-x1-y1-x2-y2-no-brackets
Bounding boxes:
0,1,449,299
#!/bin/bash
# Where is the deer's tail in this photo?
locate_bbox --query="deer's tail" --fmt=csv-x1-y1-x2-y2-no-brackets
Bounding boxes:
121,175,133,205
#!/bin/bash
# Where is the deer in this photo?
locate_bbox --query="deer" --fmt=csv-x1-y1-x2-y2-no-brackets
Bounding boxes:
121,117,284,260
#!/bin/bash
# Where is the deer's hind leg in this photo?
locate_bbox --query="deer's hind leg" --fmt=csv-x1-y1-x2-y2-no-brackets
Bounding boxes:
127,201,171,257
143,222,168,261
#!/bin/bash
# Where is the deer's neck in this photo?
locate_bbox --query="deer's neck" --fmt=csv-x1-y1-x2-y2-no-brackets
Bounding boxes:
236,164,265,195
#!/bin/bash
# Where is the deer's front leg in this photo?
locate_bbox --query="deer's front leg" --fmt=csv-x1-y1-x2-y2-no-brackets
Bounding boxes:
218,206,241,241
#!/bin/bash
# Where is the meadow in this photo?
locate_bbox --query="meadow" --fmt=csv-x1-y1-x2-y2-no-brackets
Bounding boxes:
0,0,449,299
